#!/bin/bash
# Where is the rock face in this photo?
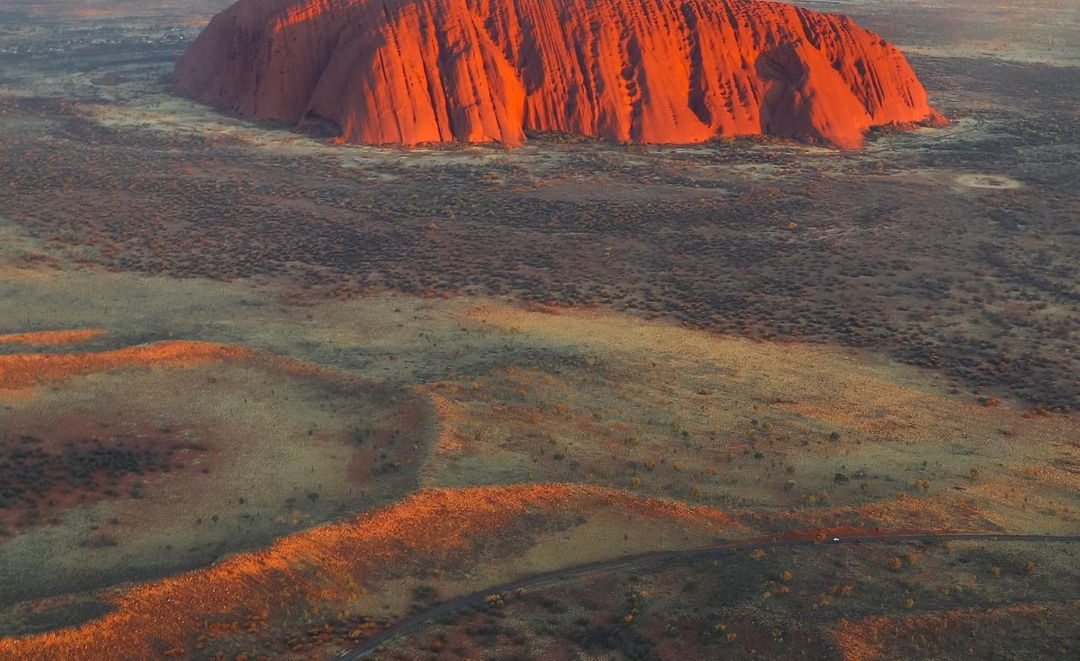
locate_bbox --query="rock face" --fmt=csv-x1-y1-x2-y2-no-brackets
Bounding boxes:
174,0,943,148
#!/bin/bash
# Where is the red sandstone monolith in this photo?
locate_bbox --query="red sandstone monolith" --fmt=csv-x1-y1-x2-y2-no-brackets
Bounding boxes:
174,0,943,148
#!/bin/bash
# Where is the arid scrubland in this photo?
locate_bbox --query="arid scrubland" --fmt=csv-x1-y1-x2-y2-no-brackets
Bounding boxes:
1,0,1077,659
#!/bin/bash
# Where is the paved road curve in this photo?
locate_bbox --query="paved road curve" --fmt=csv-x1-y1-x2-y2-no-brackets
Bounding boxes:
335,531,1080,660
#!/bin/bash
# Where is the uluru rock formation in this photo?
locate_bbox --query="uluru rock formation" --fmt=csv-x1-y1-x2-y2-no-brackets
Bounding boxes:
174,0,943,149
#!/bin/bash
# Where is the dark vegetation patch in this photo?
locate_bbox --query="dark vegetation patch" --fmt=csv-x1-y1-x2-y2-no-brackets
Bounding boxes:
375,541,1080,661
0,431,190,530
0,597,115,638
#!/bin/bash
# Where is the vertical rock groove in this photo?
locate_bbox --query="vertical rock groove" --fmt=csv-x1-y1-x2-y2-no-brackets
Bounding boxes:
174,0,943,148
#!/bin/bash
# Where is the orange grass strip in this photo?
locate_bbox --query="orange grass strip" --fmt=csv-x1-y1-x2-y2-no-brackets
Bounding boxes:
0,329,107,347
833,601,1080,661
0,341,251,390
0,484,734,661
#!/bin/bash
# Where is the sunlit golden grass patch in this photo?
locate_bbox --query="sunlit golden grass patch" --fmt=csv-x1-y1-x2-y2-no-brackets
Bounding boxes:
0,484,740,661
0,329,106,347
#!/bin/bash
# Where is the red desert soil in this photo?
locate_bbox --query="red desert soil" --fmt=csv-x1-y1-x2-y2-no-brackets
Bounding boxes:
0,342,250,391
0,485,735,661
0,418,205,531
173,0,942,149
833,601,1080,661
0,329,106,347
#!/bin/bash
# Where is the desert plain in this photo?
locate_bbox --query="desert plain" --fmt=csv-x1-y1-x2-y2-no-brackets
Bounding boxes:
0,1,1078,660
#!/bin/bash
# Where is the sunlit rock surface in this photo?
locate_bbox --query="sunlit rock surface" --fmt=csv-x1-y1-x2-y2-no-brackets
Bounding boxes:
175,0,942,148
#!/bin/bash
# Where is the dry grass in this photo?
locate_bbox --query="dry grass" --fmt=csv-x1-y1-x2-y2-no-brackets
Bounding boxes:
0,329,106,347
833,601,1080,661
0,341,249,391
0,484,738,661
